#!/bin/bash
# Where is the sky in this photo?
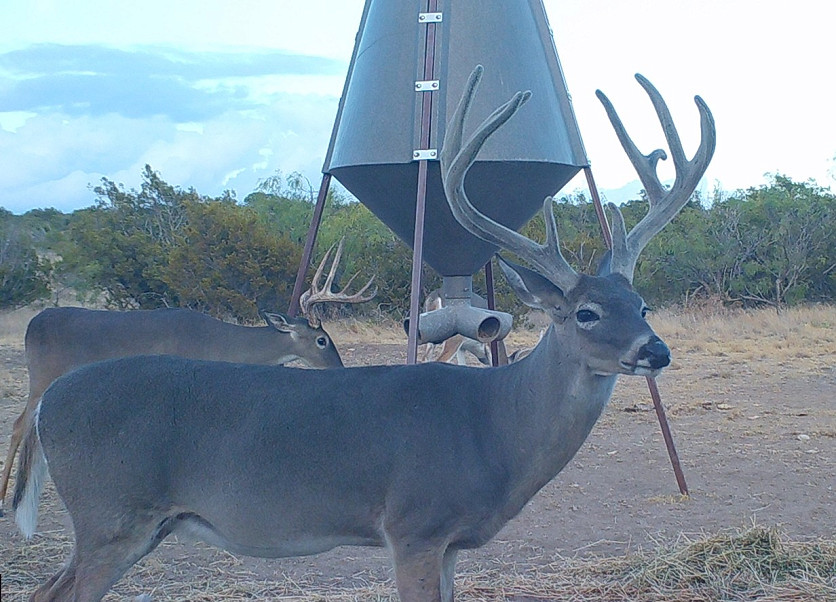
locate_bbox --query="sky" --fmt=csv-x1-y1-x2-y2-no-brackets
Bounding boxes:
1,0,834,215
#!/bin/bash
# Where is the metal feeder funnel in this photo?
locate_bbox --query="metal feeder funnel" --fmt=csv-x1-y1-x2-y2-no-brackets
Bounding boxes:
323,0,589,277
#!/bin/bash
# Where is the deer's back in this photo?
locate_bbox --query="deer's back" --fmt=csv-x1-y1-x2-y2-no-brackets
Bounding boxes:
37,355,517,550
24,307,223,390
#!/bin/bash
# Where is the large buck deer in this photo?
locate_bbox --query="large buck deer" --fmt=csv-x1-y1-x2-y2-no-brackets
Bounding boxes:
13,67,714,602
0,239,374,516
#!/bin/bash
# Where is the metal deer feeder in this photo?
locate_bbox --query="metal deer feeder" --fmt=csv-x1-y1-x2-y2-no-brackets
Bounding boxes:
301,0,588,350
325,0,587,275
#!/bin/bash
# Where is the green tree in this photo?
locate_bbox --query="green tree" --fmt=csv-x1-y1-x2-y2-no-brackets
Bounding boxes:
631,177,834,307
163,200,302,321
59,165,194,308
633,198,714,306
16,208,71,251
0,213,52,308
317,201,419,319
56,166,832,318
733,176,835,305
244,171,350,246
61,165,242,311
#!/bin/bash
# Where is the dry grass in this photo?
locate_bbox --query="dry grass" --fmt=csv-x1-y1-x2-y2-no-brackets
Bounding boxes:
0,305,41,346
646,304,836,379
4,525,833,601
330,304,836,366
652,304,835,357
616,525,836,601
451,525,836,602
326,316,409,345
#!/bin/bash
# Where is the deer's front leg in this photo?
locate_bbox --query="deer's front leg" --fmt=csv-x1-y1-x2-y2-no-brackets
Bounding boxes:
391,540,450,602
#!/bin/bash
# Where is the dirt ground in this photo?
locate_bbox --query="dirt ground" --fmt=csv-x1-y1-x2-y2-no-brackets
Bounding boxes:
0,306,833,600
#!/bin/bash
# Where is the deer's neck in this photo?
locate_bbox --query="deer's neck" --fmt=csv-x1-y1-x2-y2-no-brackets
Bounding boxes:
491,326,617,510
203,323,298,365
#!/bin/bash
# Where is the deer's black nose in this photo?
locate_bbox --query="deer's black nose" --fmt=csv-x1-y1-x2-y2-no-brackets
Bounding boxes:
638,336,670,370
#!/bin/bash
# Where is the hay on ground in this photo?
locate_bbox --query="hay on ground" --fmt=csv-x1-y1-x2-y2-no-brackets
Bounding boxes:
7,525,832,601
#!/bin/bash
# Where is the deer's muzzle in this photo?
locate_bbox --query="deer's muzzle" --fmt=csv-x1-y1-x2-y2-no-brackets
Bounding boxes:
637,336,671,371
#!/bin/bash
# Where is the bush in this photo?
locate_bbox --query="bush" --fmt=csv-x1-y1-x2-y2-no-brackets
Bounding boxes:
164,200,302,321
0,223,52,309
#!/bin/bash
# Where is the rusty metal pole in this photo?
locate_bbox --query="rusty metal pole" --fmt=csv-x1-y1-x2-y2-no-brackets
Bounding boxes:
407,161,430,364
406,0,440,364
583,167,612,250
584,166,689,495
484,260,508,366
287,173,333,318
646,375,689,495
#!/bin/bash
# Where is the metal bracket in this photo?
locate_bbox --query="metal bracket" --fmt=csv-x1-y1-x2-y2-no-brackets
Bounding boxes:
415,80,440,92
413,149,438,160
418,12,442,23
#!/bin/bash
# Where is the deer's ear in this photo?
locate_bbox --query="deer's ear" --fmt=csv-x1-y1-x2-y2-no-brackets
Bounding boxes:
595,249,613,276
261,311,294,333
496,255,567,312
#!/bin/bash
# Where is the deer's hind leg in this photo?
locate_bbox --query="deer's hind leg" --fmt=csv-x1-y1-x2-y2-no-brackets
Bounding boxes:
30,554,77,601
0,393,38,514
32,514,174,601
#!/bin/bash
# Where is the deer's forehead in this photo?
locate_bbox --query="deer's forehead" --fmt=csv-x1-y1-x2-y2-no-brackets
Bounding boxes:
569,275,645,309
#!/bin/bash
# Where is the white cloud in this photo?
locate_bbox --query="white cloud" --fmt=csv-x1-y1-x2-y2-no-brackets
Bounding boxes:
0,89,340,212
0,40,346,212
0,113,170,205
3,169,103,213
0,0,835,216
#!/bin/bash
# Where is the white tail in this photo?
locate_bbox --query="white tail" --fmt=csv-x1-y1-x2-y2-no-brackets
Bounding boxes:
15,67,714,602
12,415,47,538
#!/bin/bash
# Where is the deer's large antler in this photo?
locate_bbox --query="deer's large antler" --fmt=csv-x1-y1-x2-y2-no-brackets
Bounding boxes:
299,238,376,325
442,67,716,289
597,74,716,283
440,65,580,293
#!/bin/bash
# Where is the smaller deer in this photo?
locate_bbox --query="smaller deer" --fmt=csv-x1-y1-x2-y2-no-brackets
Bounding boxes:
0,239,374,514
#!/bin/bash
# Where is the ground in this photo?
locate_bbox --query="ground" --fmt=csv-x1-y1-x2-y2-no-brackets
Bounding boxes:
0,306,833,600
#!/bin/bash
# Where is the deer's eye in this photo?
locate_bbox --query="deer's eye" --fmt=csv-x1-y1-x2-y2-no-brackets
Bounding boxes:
576,309,600,323
316,336,329,349
641,306,652,319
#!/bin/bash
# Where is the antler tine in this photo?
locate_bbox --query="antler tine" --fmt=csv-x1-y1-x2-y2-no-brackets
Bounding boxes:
299,240,337,318
298,238,377,320
596,74,716,282
441,66,579,291
328,267,378,304
321,238,378,303
344,274,378,303
321,237,344,296
439,65,483,171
